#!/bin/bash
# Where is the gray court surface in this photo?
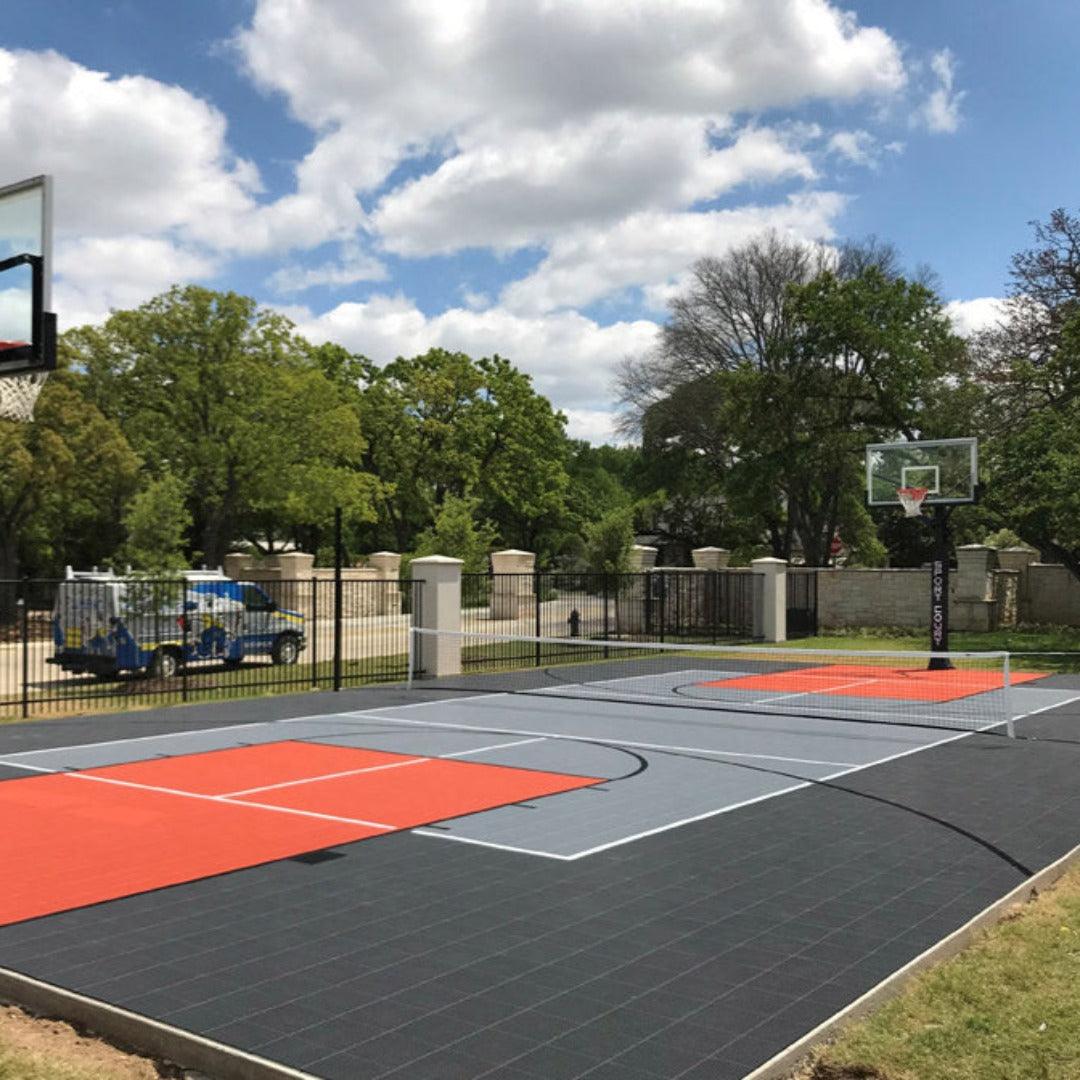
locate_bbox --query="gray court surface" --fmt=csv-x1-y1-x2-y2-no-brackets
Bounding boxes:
2,671,1080,1079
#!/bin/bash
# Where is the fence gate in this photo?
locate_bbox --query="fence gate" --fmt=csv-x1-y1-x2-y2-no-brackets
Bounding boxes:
786,568,818,638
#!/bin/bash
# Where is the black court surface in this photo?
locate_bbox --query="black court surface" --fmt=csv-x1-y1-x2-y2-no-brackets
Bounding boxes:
1,659,1080,1079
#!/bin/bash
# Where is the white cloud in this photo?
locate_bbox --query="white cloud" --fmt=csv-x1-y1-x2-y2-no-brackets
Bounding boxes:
945,297,1006,337
53,236,219,329
0,48,259,243
0,286,31,346
827,129,877,166
374,120,816,257
501,192,846,314
238,0,906,258
915,48,965,134
267,243,387,294
562,408,627,445
288,293,659,412
238,0,905,135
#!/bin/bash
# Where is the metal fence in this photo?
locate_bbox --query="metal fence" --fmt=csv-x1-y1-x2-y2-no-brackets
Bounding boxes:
0,576,419,721
460,569,758,668
786,568,819,638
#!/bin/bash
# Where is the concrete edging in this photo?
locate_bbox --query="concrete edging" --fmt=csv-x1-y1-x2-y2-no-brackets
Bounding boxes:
742,839,1080,1079
0,967,317,1080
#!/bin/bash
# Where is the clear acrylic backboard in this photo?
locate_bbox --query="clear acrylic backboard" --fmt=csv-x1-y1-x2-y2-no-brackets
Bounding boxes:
0,174,53,375
865,438,978,507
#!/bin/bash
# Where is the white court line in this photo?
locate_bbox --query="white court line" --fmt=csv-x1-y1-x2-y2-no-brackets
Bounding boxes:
409,829,576,861
221,756,429,797
1009,691,1080,723
753,677,883,705
441,737,547,758
217,737,547,797
418,723,989,862
559,727,982,860
326,684,1059,860
290,714,859,770
363,680,1005,729
0,758,396,831
0,719,277,760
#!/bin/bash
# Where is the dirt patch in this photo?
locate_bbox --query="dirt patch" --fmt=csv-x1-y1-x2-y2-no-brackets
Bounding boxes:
0,1004,165,1079
807,1064,892,1080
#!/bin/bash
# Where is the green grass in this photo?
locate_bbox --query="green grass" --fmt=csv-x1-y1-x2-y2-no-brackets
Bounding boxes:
799,863,1080,1080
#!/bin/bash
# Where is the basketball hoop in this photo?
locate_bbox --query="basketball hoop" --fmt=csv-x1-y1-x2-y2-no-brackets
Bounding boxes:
0,371,48,422
897,486,929,518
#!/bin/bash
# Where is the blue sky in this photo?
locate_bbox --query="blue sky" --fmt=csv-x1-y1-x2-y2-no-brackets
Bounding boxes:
2,1,1074,441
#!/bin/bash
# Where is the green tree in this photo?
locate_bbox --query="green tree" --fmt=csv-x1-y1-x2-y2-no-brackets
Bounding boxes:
582,505,635,574
119,475,192,571
974,212,1080,577
359,349,571,557
412,495,498,574
69,286,380,566
620,235,964,565
0,369,138,618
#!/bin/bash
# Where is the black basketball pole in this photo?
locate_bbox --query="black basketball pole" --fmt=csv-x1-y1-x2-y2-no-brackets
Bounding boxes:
928,504,953,670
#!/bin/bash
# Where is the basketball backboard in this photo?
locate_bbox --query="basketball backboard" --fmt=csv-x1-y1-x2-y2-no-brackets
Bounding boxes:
0,174,54,375
865,437,978,507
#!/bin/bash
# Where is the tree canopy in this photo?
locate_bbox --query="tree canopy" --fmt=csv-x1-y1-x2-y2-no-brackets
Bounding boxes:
7,211,1080,597
619,235,964,565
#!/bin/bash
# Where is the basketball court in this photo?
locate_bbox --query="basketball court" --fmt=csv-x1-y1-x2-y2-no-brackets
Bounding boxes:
0,650,1073,925
0,660,1079,1079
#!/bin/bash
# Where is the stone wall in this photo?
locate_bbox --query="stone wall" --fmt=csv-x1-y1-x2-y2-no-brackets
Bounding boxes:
814,547,1080,631
817,568,930,628
222,551,402,618
1025,563,1080,625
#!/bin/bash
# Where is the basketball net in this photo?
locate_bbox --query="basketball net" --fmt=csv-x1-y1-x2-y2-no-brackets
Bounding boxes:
0,371,48,422
897,486,929,518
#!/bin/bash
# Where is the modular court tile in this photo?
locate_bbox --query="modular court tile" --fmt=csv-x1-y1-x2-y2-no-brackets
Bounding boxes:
0,684,1077,1078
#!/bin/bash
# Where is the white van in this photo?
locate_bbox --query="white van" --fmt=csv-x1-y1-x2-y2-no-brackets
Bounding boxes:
50,568,306,678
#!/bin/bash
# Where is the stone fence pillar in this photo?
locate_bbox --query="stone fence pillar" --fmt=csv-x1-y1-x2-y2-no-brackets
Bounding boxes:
995,570,1021,629
490,549,536,620
752,557,787,642
953,544,998,632
368,552,401,580
410,556,463,677
996,547,1037,622
692,547,731,570
224,552,254,579
367,552,402,615
629,545,658,571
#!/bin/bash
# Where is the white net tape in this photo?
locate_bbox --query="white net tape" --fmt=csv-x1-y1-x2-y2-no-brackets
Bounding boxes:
0,372,48,422
897,486,929,518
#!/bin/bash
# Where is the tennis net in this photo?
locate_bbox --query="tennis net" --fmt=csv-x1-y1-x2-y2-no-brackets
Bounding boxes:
408,628,1020,735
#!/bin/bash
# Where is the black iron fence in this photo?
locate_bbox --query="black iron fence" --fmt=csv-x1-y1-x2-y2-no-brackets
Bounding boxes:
460,569,757,668
0,576,419,721
787,568,819,638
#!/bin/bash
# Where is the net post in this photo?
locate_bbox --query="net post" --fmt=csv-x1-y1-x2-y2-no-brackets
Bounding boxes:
406,626,415,690
333,506,343,693
1004,652,1015,738
534,569,541,668
310,576,318,688
180,578,190,704
19,581,29,720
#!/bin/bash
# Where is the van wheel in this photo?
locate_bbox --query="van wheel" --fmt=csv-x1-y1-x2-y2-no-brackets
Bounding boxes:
148,649,179,679
271,634,300,666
